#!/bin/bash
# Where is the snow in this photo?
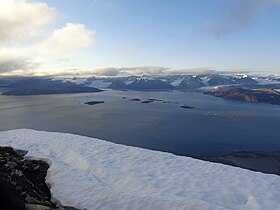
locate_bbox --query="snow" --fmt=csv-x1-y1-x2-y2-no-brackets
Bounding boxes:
0,129,280,210
235,74,248,79
170,78,184,86
199,76,210,85
124,80,134,85
86,80,112,88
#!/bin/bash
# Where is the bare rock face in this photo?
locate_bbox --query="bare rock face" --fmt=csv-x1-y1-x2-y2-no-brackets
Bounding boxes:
0,147,83,210
0,146,55,209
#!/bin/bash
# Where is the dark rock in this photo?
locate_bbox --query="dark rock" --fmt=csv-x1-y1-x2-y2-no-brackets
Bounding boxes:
0,147,54,208
0,147,82,210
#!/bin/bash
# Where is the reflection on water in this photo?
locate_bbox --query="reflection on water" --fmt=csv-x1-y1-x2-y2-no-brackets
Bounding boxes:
0,90,279,157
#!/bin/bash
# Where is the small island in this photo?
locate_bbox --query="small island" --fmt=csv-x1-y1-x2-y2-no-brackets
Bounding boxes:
85,101,104,105
141,100,153,103
180,105,195,109
130,98,141,101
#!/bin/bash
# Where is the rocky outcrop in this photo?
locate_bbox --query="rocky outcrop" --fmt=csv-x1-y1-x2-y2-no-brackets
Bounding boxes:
0,147,81,210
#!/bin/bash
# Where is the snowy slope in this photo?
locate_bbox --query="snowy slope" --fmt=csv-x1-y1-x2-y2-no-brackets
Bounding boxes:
0,129,280,210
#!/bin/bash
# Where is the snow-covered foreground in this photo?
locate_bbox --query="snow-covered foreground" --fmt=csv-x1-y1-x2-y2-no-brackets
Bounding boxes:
0,129,279,210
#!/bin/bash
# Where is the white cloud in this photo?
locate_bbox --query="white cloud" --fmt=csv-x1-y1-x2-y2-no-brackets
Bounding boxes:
0,0,57,44
0,0,96,74
38,23,95,54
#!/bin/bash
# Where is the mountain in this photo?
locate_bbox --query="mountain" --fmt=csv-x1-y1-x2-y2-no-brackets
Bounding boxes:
234,77,257,84
108,80,128,90
177,76,205,89
127,78,174,90
1,74,279,94
206,74,236,86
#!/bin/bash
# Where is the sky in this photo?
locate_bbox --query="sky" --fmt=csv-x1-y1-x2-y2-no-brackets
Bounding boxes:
0,0,280,77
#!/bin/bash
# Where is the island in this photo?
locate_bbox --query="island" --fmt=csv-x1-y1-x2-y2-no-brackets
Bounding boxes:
205,87,280,105
85,101,104,105
180,105,195,109
130,98,141,101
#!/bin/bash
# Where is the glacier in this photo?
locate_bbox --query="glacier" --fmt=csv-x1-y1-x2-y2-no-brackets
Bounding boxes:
0,129,279,210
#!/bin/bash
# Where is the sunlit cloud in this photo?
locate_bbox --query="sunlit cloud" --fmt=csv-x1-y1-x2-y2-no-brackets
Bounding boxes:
0,0,57,45
37,23,95,54
0,0,95,74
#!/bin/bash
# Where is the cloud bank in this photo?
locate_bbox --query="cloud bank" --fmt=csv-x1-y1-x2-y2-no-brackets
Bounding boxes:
8,66,252,78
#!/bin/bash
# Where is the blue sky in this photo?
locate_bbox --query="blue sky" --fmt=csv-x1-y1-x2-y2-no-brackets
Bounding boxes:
0,0,280,76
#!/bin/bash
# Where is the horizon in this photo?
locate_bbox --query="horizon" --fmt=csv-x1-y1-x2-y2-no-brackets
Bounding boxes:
0,0,280,77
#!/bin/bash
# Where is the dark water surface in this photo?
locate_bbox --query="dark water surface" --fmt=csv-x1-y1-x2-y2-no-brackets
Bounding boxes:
0,89,279,158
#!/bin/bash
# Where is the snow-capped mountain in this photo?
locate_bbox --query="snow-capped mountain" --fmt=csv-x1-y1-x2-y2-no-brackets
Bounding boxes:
177,75,205,89
127,78,174,90
205,74,236,86
1,73,279,94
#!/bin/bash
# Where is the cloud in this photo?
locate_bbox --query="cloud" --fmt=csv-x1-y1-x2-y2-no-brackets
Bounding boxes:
3,65,254,77
202,0,280,38
0,0,57,44
118,66,169,76
86,67,120,77
166,68,251,75
38,23,95,53
0,52,38,73
0,0,95,74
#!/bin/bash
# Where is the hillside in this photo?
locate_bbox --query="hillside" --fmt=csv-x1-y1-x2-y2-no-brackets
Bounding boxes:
205,87,280,105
